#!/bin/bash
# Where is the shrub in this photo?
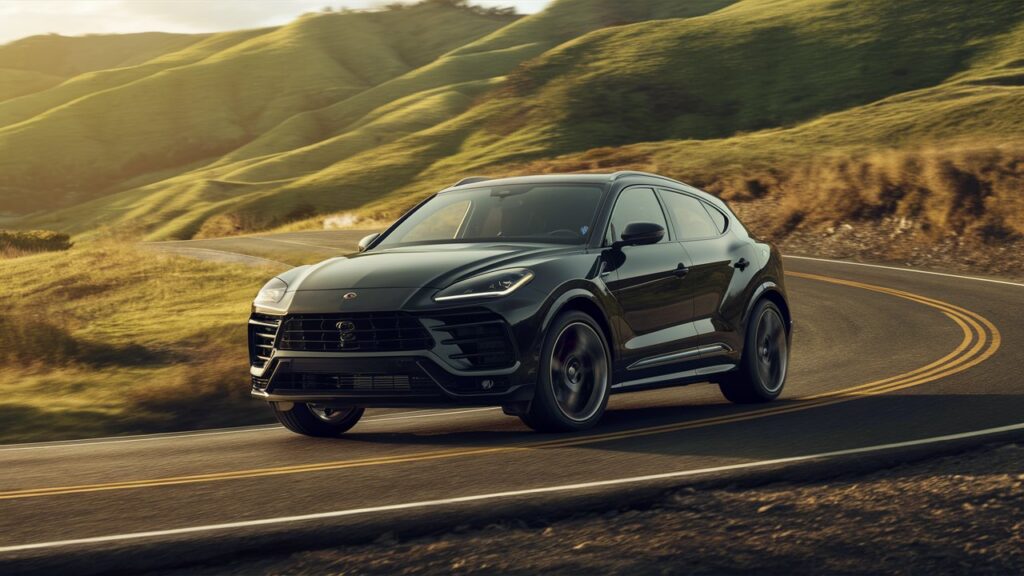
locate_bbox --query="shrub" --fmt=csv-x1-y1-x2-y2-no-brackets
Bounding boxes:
0,229,73,256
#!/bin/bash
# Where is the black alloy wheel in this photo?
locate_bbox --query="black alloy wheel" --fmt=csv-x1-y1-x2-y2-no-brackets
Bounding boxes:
719,299,789,403
273,403,365,437
521,311,611,432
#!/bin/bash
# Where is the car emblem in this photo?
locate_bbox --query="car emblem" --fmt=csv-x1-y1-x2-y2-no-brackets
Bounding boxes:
343,292,358,300
335,320,357,348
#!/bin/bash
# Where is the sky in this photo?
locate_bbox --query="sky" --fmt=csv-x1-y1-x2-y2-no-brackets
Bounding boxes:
0,0,552,45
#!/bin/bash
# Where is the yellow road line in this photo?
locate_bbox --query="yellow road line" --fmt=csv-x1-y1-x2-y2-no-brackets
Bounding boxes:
0,273,1000,501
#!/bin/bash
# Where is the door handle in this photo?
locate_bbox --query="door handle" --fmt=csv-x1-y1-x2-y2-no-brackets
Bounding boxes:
734,258,750,271
673,263,689,278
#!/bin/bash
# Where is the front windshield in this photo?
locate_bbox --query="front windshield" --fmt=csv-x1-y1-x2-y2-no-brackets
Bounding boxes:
377,184,605,248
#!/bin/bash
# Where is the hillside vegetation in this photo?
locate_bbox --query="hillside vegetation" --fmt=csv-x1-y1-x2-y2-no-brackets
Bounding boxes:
0,242,276,442
3,0,1020,256
0,2,517,213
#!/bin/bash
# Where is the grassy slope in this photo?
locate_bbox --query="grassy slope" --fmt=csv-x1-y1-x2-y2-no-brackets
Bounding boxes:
0,68,62,102
0,4,515,214
258,0,1024,239
0,242,278,442
0,28,268,129
0,32,203,77
0,31,207,108
427,0,1024,168
216,0,737,164
18,0,736,239
10,0,1023,244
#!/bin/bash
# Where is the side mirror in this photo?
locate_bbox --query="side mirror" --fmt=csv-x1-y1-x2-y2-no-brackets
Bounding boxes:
357,233,380,252
615,222,664,249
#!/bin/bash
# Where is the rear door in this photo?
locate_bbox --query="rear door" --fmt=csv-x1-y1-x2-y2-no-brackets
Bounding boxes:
602,186,700,384
657,188,744,362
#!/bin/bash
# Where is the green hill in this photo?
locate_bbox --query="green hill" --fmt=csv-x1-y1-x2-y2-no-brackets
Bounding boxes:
0,31,203,77
3,0,1023,246
209,0,1024,242
0,3,516,213
0,28,268,128
0,31,207,105
0,68,62,102
215,0,736,165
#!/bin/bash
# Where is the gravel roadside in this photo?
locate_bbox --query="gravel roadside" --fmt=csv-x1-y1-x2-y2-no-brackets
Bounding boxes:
168,443,1024,575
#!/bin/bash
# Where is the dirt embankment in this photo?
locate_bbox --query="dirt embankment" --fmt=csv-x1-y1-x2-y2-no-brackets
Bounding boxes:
173,442,1024,575
500,142,1024,280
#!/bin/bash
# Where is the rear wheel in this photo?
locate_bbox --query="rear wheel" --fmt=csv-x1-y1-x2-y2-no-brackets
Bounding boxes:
272,403,365,437
719,299,789,404
521,311,611,432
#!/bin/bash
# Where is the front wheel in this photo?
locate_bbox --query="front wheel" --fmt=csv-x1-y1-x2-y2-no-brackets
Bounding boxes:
521,311,611,432
272,403,364,437
718,299,789,404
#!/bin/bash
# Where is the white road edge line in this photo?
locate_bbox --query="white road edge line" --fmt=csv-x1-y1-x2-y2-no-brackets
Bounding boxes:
3,421,1022,554
0,408,498,453
785,255,1024,288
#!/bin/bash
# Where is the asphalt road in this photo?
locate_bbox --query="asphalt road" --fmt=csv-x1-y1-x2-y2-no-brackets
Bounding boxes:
2,231,1021,572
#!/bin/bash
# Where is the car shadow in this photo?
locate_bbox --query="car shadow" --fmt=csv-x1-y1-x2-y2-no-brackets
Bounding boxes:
314,393,1024,463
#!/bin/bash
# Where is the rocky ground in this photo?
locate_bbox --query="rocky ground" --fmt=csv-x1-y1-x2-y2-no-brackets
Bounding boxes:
730,199,1024,282
171,442,1024,575
779,222,1024,282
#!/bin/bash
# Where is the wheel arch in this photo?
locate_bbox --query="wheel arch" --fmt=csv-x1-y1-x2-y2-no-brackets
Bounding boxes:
745,281,792,336
541,289,616,360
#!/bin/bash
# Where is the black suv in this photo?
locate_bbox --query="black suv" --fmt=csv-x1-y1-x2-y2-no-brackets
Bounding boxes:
249,172,791,436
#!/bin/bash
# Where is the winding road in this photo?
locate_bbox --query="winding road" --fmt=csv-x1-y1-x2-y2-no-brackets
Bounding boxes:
2,231,1021,573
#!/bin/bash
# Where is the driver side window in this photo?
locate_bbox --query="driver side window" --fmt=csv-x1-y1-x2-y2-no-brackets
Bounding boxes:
605,187,668,245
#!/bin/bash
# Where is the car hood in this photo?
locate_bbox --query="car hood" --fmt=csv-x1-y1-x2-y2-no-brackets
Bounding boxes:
289,243,577,291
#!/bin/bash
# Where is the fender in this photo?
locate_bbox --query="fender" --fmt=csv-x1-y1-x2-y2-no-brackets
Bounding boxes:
540,286,608,332
743,280,784,328
539,285,619,358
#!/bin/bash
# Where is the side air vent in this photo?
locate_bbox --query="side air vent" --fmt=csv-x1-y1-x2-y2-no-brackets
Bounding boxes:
424,309,516,370
248,314,282,370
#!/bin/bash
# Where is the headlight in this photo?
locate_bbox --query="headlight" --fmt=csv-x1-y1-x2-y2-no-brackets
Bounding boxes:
255,277,288,303
434,268,534,302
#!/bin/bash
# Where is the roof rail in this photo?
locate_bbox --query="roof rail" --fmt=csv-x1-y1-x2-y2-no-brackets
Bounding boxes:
610,171,685,185
451,176,491,187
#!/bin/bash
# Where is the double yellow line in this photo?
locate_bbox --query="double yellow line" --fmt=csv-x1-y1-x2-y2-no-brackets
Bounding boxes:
0,273,1000,501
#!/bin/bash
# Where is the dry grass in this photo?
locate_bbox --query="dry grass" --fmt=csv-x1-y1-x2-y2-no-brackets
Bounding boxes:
0,229,72,256
0,242,276,443
491,140,1024,249
767,144,1024,243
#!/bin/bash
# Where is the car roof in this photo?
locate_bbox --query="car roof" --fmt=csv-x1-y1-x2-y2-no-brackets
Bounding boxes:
438,171,728,211
439,171,684,191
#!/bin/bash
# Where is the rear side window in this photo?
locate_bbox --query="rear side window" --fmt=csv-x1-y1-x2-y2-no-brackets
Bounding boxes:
606,187,668,244
703,204,728,234
660,191,719,240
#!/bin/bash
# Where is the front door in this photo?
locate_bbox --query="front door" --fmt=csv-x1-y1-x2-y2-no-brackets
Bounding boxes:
602,187,700,385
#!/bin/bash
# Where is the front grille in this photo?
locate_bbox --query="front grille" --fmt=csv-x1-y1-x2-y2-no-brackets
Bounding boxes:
248,314,282,370
424,309,516,370
272,372,437,394
278,313,433,353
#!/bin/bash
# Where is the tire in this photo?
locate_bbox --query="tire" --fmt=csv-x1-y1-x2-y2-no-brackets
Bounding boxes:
521,311,611,432
719,299,789,404
272,403,365,437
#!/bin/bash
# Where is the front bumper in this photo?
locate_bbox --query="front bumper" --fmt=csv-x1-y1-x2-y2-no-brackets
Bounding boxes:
248,303,542,407
251,351,534,407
